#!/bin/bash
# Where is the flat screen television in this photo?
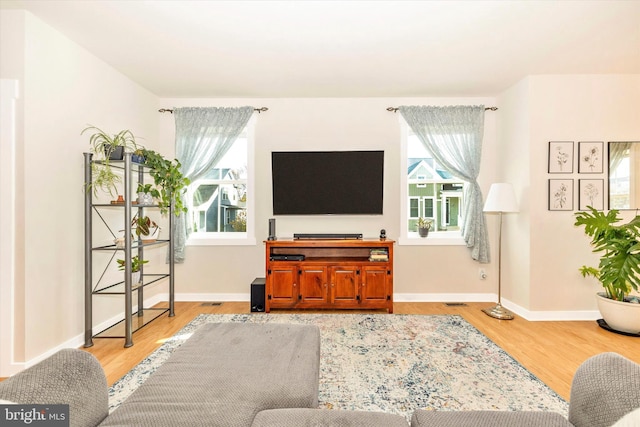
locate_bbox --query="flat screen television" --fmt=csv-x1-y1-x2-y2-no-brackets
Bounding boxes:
271,150,384,215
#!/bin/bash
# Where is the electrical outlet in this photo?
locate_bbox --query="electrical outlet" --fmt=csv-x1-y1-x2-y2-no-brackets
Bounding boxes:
479,269,487,280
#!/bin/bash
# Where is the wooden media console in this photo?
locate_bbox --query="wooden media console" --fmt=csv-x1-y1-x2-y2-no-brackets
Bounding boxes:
264,238,394,313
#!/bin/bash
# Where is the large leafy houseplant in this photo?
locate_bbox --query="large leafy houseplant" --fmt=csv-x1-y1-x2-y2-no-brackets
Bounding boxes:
574,207,640,302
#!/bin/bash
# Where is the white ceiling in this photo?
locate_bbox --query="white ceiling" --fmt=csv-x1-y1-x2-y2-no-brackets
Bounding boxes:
2,0,639,98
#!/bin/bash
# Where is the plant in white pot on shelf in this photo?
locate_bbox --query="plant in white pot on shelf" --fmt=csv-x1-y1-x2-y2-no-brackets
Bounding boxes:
132,216,161,243
574,207,640,334
117,255,149,289
136,183,156,206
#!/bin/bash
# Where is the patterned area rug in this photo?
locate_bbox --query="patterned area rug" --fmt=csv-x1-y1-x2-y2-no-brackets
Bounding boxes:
109,313,568,420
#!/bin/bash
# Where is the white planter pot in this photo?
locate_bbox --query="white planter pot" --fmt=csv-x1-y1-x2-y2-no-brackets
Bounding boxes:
137,192,154,205
132,271,141,289
141,226,161,243
596,292,640,334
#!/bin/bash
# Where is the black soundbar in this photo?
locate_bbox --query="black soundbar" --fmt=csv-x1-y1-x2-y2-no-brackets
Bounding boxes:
293,233,363,240
270,254,306,261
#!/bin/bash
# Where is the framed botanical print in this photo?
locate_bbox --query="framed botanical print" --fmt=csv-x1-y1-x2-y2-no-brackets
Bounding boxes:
578,141,604,173
579,179,604,210
549,179,574,211
548,141,574,173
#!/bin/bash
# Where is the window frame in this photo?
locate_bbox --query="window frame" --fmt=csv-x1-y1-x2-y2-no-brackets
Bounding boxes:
399,118,465,246
186,116,256,246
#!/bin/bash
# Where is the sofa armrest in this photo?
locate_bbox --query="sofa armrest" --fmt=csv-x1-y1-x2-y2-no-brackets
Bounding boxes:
569,352,640,427
0,348,108,427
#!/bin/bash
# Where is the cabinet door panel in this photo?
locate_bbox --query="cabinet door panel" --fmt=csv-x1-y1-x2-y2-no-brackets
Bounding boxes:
330,266,359,305
268,266,298,307
299,267,329,304
361,266,389,305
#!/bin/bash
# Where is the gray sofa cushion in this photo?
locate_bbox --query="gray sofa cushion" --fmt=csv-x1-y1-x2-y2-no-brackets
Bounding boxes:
410,410,572,427
100,322,320,427
0,348,108,427
252,408,409,427
569,352,640,427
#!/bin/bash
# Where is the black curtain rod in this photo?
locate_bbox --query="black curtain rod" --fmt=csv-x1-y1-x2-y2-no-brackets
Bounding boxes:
386,106,498,112
159,107,268,113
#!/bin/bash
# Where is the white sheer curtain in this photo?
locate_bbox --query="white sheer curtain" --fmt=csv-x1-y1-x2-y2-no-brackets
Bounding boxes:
399,105,490,263
609,142,632,175
173,106,255,262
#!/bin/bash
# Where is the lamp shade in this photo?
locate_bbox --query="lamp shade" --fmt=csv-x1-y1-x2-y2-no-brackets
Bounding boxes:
483,183,519,213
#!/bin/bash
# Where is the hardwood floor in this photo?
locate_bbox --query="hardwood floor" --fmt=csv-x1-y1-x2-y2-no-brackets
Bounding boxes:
81,301,640,401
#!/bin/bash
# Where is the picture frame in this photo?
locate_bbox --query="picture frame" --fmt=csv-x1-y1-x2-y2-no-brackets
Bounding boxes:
579,179,604,210
548,141,574,173
548,179,574,211
578,141,604,173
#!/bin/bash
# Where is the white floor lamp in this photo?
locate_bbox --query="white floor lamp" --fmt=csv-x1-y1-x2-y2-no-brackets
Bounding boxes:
482,183,519,320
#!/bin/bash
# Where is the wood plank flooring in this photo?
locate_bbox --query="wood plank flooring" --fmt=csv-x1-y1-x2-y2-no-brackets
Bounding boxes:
82,301,639,401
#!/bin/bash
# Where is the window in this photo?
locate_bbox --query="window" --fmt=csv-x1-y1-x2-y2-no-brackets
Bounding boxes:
186,120,255,245
400,122,465,245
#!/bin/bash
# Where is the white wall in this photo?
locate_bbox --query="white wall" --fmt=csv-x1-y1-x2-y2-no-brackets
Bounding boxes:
1,9,27,374
496,79,532,310
0,10,160,365
158,97,500,300
498,74,640,318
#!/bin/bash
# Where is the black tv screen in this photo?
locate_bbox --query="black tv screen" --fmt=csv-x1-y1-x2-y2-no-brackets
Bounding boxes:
271,150,384,215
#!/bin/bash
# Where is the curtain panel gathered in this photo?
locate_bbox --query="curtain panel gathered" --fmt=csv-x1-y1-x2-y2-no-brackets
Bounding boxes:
399,105,490,263
172,106,255,262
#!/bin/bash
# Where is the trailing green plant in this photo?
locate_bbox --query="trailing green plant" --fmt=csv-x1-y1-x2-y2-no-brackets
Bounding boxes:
140,148,190,216
82,125,141,197
574,207,640,302
116,255,149,273
90,163,121,197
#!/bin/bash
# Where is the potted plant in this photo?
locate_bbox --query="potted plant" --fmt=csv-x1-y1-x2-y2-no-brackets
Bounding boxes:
139,148,190,216
132,215,161,243
136,183,156,205
83,125,139,160
574,207,640,334
83,125,141,197
417,217,433,238
117,255,149,287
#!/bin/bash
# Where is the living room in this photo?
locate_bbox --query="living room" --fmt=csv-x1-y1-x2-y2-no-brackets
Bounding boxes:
0,0,639,406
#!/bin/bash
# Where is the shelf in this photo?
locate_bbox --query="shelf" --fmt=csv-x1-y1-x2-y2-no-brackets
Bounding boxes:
92,239,169,251
271,256,373,263
93,308,170,338
92,203,161,208
93,273,170,294
85,152,175,348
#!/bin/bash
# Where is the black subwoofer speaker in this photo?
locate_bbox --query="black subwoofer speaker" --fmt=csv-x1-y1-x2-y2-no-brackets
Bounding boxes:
251,277,266,312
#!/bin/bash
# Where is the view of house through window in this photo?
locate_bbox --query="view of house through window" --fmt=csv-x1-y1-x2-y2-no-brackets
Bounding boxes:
187,132,248,236
407,132,465,234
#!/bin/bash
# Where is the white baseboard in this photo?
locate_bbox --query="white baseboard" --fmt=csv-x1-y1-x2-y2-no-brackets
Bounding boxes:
173,293,250,302
501,299,600,321
394,293,495,303
394,293,600,322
